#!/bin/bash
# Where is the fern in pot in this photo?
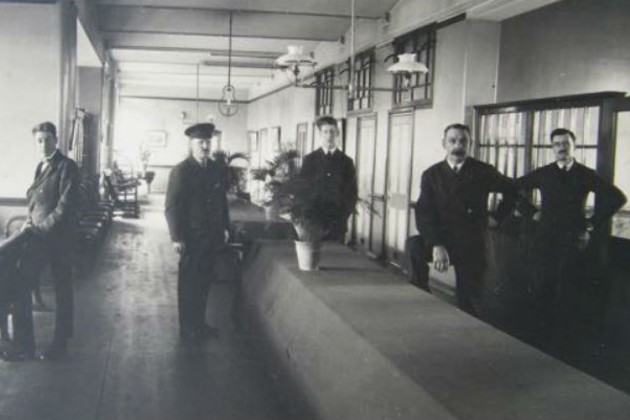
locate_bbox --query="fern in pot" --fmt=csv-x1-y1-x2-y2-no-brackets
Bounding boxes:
274,174,354,271
250,150,299,219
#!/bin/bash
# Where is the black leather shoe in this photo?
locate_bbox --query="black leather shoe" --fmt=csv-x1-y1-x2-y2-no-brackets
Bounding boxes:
39,341,67,361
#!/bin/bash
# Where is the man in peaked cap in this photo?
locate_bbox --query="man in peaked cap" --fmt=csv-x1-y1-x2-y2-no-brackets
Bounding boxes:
165,123,230,343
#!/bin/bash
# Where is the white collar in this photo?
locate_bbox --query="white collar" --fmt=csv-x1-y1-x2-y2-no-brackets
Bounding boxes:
42,149,59,163
446,158,466,171
557,159,575,171
321,147,338,155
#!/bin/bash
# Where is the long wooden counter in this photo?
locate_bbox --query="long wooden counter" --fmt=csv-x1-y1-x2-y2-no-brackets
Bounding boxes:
241,241,630,420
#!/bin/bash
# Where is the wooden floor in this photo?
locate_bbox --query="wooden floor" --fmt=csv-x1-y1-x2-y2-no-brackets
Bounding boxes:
0,198,289,420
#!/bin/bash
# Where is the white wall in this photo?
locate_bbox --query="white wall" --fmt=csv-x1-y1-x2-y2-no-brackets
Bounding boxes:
497,0,630,101
113,96,249,192
0,3,63,197
247,87,316,149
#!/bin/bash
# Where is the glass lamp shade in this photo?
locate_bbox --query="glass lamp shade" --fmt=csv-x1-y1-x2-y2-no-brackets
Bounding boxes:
275,45,316,68
275,45,316,85
387,53,429,75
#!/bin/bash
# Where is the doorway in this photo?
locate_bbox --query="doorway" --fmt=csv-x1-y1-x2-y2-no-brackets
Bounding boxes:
355,115,380,256
384,111,414,266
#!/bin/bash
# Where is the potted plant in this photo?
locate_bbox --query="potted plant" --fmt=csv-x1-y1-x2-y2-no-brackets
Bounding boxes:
272,173,358,271
212,150,250,200
250,149,299,219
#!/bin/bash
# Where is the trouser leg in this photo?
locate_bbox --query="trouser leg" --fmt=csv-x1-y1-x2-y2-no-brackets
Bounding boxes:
178,249,215,333
454,264,480,316
405,235,430,292
12,288,35,353
51,261,73,342
178,255,194,333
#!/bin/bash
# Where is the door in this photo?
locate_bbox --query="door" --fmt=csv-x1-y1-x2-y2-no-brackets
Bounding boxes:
612,98,630,240
384,111,414,266
355,115,378,255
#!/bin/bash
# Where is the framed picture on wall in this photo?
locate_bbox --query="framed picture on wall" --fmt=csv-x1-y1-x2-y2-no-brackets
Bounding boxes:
270,126,281,152
144,130,168,148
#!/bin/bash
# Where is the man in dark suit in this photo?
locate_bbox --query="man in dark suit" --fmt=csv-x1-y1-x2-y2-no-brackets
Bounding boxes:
165,123,230,343
414,123,517,315
517,128,626,351
300,116,358,242
19,121,79,361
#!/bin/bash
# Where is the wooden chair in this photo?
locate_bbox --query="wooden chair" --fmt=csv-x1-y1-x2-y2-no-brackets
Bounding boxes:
103,174,139,218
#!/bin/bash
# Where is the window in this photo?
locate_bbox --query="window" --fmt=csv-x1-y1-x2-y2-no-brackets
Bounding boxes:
315,67,335,117
391,25,436,108
347,49,374,112
474,92,624,214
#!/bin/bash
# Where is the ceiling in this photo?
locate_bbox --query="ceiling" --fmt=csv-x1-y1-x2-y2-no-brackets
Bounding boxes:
97,0,398,101
95,0,562,101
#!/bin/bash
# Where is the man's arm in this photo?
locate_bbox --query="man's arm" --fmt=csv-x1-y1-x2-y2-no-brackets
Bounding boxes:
515,170,542,219
415,171,445,247
299,153,316,179
588,171,627,230
344,157,358,215
487,166,517,223
165,166,186,243
31,160,79,235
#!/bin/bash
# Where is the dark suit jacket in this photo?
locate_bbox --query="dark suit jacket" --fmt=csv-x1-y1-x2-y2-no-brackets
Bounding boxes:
300,148,358,218
516,162,627,237
165,156,230,247
26,151,79,262
415,158,517,255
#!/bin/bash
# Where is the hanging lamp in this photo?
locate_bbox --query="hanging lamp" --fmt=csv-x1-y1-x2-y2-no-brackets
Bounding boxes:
274,0,429,92
218,12,239,117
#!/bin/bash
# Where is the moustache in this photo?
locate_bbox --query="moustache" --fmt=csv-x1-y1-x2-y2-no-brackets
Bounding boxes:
451,150,466,156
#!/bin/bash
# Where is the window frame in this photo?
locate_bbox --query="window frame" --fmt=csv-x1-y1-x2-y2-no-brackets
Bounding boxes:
315,66,335,117
391,24,437,109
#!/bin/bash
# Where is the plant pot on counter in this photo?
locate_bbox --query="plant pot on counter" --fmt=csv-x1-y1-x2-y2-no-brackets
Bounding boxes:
294,240,322,271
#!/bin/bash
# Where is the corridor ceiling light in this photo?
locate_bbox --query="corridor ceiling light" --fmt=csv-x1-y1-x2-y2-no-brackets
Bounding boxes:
387,53,429,75
218,12,239,117
274,45,316,86
273,0,429,93
387,52,429,89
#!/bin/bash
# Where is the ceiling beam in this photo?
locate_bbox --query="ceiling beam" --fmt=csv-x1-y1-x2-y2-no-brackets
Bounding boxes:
102,32,325,54
102,29,333,42
98,4,378,20
113,59,276,69
109,45,280,59
95,0,399,18
98,7,353,41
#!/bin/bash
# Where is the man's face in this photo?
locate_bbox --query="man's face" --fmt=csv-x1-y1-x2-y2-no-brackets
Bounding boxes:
551,133,575,163
319,124,339,150
443,128,470,164
190,137,211,162
34,131,57,160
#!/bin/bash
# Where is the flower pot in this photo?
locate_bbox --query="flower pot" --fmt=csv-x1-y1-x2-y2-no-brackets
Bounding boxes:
294,240,322,271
